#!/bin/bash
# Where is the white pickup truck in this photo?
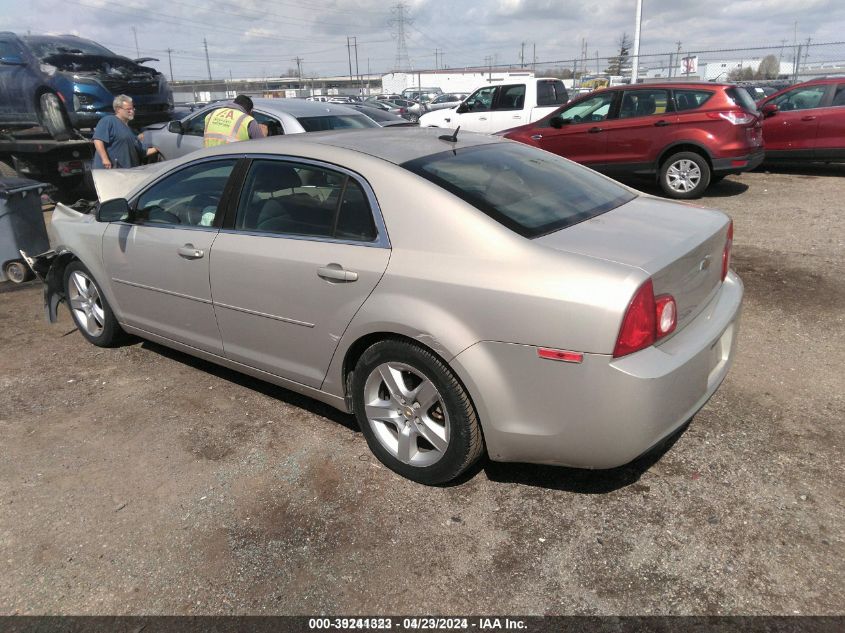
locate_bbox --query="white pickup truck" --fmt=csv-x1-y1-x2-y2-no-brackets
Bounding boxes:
418,76,568,134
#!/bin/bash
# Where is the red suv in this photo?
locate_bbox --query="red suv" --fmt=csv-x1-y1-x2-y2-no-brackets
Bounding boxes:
757,77,845,161
502,82,764,199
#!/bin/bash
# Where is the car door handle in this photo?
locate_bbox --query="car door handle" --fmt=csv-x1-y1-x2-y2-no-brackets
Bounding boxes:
318,264,358,282
177,244,204,259
530,134,543,140
588,127,603,133
479,117,487,120
654,120,670,127
801,115,817,121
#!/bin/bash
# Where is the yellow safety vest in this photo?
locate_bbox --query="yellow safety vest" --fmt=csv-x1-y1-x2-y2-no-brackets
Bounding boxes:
203,107,255,147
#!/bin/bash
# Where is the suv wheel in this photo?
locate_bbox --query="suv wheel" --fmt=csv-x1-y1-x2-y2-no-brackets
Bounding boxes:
38,92,73,141
659,151,711,199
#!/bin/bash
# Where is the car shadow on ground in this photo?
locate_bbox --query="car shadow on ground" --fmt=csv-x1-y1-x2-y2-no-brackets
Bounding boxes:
135,338,688,493
475,423,688,493
139,340,359,432
0,279,40,294
629,177,750,199
755,161,845,177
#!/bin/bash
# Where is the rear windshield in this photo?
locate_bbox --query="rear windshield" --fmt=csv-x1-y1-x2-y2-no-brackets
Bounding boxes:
725,87,759,112
401,143,635,238
296,115,379,132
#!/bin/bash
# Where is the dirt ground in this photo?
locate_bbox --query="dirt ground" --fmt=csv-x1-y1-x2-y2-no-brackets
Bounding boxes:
0,164,843,616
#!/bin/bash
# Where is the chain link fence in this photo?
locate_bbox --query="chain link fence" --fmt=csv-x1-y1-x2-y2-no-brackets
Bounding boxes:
520,41,845,90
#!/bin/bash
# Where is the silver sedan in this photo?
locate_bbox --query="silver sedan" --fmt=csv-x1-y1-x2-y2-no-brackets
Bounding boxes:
141,98,378,160
30,129,742,485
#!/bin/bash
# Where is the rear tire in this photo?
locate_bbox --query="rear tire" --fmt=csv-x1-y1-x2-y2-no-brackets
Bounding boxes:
351,339,484,485
659,151,711,199
4,260,33,284
38,92,73,142
63,261,126,347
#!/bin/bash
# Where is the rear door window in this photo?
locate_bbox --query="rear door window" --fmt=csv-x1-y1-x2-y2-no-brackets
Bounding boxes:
618,89,669,119
235,159,377,242
672,89,714,111
831,84,845,107
494,84,526,111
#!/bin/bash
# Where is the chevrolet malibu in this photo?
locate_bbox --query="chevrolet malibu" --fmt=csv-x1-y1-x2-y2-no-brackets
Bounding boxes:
30,129,742,485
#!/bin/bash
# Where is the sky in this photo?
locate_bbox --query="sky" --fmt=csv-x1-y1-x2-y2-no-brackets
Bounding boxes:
1,0,843,81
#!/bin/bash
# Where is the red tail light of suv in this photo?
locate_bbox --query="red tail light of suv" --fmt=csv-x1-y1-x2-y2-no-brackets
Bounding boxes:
502,83,764,199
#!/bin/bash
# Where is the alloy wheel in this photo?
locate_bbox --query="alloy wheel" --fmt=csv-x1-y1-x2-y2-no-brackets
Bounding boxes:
68,271,105,337
666,159,702,193
362,362,450,467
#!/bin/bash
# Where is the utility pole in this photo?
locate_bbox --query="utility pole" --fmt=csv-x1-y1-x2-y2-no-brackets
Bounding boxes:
630,0,642,84
132,26,140,58
166,48,174,81
532,43,536,72
203,37,212,81
353,36,360,94
520,42,525,68
294,56,303,82
484,55,492,81
347,37,353,82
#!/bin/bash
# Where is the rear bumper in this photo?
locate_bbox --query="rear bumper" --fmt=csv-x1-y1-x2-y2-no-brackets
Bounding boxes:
450,272,743,469
712,148,765,174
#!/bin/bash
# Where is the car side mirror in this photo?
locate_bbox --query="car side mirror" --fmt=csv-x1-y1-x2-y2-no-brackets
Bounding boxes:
167,120,183,134
549,116,566,129
761,103,778,117
96,198,132,223
0,55,26,66
456,103,469,114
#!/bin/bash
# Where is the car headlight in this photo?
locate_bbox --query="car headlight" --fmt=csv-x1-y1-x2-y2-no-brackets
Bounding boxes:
71,75,102,86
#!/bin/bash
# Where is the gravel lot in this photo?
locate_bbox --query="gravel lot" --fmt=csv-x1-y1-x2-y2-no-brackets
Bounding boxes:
0,164,843,616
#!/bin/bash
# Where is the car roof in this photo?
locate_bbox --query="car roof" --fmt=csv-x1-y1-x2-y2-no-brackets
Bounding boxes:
188,98,366,120
199,127,504,166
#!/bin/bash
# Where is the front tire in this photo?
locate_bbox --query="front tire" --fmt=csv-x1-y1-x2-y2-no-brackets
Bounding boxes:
351,340,484,485
659,151,711,199
64,261,125,347
38,92,73,141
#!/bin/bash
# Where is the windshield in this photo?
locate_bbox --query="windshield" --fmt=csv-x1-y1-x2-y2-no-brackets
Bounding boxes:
402,143,635,238
296,115,379,132
725,86,759,112
23,36,117,60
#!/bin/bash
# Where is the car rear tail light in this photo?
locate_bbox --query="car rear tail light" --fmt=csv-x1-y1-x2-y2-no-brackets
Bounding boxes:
706,111,756,125
722,220,733,281
613,279,678,358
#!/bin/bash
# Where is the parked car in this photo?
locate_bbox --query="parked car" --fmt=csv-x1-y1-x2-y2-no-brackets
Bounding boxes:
425,93,470,112
401,87,443,101
502,82,764,199
0,32,174,139
142,98,379,160
30,128,741,485
347,103,416,127
419,76,568,133
361,99,412,120
757,77,845,161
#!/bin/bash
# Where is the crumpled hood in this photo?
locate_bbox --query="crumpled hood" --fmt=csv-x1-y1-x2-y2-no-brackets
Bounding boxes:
91,162,171,202
44,53,160,78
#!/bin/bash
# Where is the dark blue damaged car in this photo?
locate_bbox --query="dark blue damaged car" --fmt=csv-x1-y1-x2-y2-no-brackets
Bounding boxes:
0,32,173,140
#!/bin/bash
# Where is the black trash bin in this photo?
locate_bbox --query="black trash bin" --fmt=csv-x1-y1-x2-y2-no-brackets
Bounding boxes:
0,178,50,284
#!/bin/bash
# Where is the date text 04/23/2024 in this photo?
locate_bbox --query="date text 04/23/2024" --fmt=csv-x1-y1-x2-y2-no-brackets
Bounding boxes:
307,618,527,630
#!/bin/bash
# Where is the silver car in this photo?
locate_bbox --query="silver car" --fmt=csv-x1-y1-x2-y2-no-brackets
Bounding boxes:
141,98,378,160
29,129,742,485
425,93,470,112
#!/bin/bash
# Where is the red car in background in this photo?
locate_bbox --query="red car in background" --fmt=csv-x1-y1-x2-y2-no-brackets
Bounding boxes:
502,82,764,199
757,77,845,161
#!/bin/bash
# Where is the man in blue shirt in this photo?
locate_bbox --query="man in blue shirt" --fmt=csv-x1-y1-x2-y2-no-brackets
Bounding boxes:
92,95,158,169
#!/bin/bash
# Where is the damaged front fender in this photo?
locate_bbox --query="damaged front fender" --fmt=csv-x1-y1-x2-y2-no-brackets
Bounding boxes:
21,249,74,323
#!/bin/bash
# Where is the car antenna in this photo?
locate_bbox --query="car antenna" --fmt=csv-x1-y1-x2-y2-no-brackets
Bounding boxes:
438,126,460,143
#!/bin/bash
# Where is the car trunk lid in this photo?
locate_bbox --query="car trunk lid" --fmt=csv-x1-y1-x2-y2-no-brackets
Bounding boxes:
535,195,731,333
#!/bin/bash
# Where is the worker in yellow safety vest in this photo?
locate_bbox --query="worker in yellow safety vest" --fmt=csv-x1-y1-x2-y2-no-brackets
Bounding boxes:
203,94,267,147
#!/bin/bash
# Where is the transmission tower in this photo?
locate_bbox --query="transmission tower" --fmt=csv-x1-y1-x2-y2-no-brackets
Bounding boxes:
390,2,412,71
